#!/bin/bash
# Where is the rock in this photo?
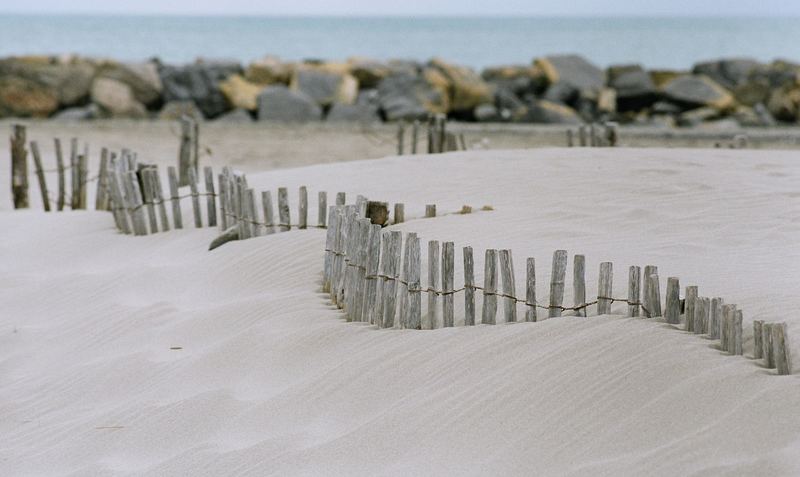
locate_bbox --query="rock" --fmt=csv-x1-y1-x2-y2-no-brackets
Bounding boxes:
597,88,617,114
52,104,102,120
245,56,294,85
697,118,741,131
754,103,778,126
0,56,94,109
662,75,735,111
733,77,772,106
0,75,59,117
348,59,392,89
534,54,604,91
607,64,658,111
257,85,322,122
542,82,578,104
159,61,241,118
692,58,762,90
94,60,162,107
525,99,581,124
428,58,493,112
473,103,500,122
677,107,720,127
651,101,682,115
482,64,548,96
494,88,527,121
290,66,358,106
376,72,448,121
326,102,380,122
158,100,205,121
90,77,147,118
649,69,686,88
766,84,800,121
219,74,263,111
735,104,776,127
214,108,254,122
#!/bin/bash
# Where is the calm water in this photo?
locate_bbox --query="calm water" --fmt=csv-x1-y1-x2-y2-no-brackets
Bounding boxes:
1,15,798,69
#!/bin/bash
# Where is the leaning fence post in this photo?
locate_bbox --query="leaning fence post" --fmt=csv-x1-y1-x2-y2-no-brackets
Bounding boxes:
646,273,662,318
278,187,290,232
499,249,517,323
381,231,402,328
573,255,586,317
665,277,681,325
628,266,641,317
442,241,455,328
318,191,327,227
29,141,50,212
125,170,148,236
773,323,792,375
598,262,613,315
525,257,537,322
754,320,764,359
298,186,308,229
167,166,183,229
394,203,405,224
427,240,440,330
463,246,476,326
481,249,498,324
548,250,568,318
204,166,217,227
10,125,29,209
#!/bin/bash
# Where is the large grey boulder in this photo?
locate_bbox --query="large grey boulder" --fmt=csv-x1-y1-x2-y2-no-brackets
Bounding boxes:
326,103,380,122
257,85,322,121
94,60,162,107
534,54,605,91
0,56,95,111
90,77,147,118
159,60,241,118
662,75,735,111
607,64,658,111
376,72,448,121
290,67,358,106
214,108,254,123
525,100,582,124
692,58,762,90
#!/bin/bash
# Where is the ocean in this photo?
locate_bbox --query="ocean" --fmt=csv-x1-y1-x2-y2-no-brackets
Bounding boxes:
0,15,798,69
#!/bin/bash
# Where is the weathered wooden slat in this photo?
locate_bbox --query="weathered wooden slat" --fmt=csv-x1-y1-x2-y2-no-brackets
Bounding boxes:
548,250,568,318
218,174,227,230
54,138,65,211
598,262,613,315
394,203,405,224
773,322,792,375
203,166,217,227
141,168,159,233
362,224,382,325
107,171,131,234
78,154,88,209
318,191,327,227
398,232,416,327
700,297,711,335
407,234,422,329
628,266,641,317
566,129,574,147
28,141,50,212
167,166,183,229
247,188,260,237
481,249,498,325
381,231,402,328
665,277,681,325
685,286,699,332
442,241,455,328
323,206,337,292
733,309,743,355
336,191,346,206
411,120,419,154
187,167,203,228
525,257,537,322
351,218,370,321
278,187,290,232
69,138,79,209
695,296,708,337
646,273,662,318
125,170,148,236
499,249,517,322
330,207,345,303
178,116,193,186
709,297,724,339
95,148,109,210
152,167,170,232
753,320,764,359
397,121,405,155
573,255,586,317
427,240,440,330
763,323,775,368
642,265,657,317
299,186,308,229
578,125,587,147
721,304,736,353
262,190,274,235
464,246,476,326
425,204,436,218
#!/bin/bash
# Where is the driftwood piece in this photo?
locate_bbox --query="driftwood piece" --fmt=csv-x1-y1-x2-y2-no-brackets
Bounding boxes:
209,226,240,251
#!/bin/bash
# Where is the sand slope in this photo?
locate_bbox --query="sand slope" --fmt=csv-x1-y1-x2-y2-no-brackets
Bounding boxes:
2,148,800,476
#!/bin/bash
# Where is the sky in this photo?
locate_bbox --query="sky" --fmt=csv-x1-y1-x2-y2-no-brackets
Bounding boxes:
2,0,798,16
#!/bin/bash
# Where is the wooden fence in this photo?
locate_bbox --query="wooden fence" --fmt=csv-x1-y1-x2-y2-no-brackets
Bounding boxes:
321,205,793,376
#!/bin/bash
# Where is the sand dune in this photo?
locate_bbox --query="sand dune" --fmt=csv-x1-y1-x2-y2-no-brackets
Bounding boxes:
2,148,799,476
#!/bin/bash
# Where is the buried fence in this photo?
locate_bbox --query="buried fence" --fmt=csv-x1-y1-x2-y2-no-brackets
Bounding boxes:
321,205,792,376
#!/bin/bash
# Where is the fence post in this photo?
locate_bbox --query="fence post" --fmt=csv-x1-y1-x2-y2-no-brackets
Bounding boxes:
425,204,436,218
499,249,517,323
733,309,743,355
78,154,88,209
323,206,337,292
398,232,416,327
381,231,402,328
278,187,290,232
336,192,345,206
573,254,586,317
397,121,405,155
642,265,657,317
463,246,475,326
178,116,193,186
411,120,419,154
10,125,29,209
351,218,370,321
125,170,148,236
318,191,327,227
426,240,440,330
299,186,308,229
407,234,422,329
107,172,131,234
763,323,775,368
330,207,346,304
362,224,382,325
204,166,217,227
54,138,65,210
29,141,50,212
566,129,574,147
695,297,708,337
261,190,274,234
152,167,170,232
578,125,587,147
442,241,455,327
548,250,568,318
394,203,405,224
373,228,389,326
218,174,227,230
773,323,792,375
247,188,260,237
628,266,641,317
598,262,613,315
721,304,735,353
700,297,710,335
754,320,764,359
709,297,724,339
69,138,79,209
95,148,109,210
167,166,183,229
481,249,498,324
685,286,698,332
646,273,662,318
141,168,159,233
665,277,681,325
187,167,203,228
525,257,537,322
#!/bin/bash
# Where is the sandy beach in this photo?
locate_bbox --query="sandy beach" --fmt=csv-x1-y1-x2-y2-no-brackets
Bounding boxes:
2,121,799,475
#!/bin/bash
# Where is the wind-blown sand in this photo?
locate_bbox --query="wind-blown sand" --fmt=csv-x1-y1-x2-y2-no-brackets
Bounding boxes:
2,145,800,476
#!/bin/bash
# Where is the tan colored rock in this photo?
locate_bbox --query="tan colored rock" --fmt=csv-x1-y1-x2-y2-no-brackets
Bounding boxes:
767,84,800,121
429,58,493,112
245,56,295,85
90,77,147,118
0,75,59,117
421,68,451,113
219,74,263,111
94,60,162,106
597,88,617,114
533,55,604,91
348,58,392,88
650,70,686,88
662,75,736,111
0,56,95,108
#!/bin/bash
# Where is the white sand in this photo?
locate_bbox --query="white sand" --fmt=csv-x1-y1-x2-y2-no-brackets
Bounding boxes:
2,147,800,476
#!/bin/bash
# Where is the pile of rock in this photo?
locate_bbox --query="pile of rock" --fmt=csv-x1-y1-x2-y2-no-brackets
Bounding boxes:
1,54,798,127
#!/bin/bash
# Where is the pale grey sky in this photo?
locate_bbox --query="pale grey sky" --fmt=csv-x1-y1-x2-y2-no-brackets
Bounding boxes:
2,0,798,16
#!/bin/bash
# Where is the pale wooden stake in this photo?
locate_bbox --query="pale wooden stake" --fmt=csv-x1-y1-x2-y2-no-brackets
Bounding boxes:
499,249,517,323
78,154,88,209
218,174,227,230
204,166,217,227
318,191,327,227
566,129,574,147
548,250,568,318
54,138,65,211
665,277,681,325
763,323,775,368
407,234,422,330
107,171,131,234
427,240,440,330
753,320,764,359
442,241,455,328
773,323,792,375
628,266,641,317
397,232,415,327
598,262,613,315
685,286,699,332
394,203,405,224
733,309,743,355
298,186,308,229
330,208,345,303
95,148,109,210
152,168,170,232
710,297,724,339
425,204,436,218
10,125,28,209
642,265,657,317
695,297,708,337
374,228,390,326
573,254,586,317
187,167,203,228
578,125,587,147
721,304,736,353
362,224,382,324
29,141,50,211
322,206,337,292
351,218,370,321
411,120,419,154
178,116,193,186
646,273,662,318
278,187,290,232
141,168,159,233
464,246,476,326
700,297,711,335
481,249,498,324
336,192,345,206
247,188,260,237
69,138,79,209
381,231,402,328
167,166,183,229
397,121,405,155
260,190,273,235
125,171,148,236
525,257,537,322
